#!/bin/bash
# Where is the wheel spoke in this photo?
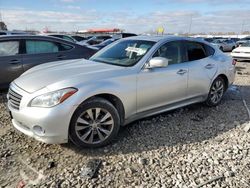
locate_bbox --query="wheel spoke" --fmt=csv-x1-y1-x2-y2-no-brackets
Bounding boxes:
87,109,94,120
80,129,92,140
95,108,101,120
97,128,105,141
88,131,94,143
211,94,216,102
76,125,90,131
77,117,90,125
98,127,111,135
217,85,223,91
100,119,113,125
100,112,111,123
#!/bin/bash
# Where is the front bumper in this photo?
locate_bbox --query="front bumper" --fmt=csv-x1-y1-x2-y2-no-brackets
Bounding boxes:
8,84,77,144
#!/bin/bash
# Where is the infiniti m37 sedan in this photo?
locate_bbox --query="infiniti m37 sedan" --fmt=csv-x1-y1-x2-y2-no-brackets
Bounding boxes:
8,36,236,148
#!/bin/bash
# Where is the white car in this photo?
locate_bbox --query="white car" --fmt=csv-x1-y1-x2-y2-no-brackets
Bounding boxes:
231,42,250,61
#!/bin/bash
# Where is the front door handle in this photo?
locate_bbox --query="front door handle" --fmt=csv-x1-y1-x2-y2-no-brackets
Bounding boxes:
9,59,21,64
177,69,187,75
205,64,215,69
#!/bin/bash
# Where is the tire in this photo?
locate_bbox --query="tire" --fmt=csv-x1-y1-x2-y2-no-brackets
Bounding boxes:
69,97,120,148
205,77,226,107
219,46,224,52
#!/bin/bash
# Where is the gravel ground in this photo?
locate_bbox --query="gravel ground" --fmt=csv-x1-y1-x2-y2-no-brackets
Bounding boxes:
0,62,250,188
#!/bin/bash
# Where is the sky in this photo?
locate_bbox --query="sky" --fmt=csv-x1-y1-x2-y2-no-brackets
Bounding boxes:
0,0,250,34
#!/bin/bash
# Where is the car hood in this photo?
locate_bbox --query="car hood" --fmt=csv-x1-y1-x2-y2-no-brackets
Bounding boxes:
14,59,124,93
233,47,250,53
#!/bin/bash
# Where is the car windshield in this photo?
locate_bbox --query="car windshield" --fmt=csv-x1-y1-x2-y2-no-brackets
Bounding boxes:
90,40,156,67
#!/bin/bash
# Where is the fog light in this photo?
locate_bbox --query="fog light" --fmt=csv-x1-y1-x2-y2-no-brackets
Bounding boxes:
33,125,45,136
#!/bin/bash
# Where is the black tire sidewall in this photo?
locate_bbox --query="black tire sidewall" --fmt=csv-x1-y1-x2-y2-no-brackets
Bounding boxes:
206,77,225,107
69,98,120,148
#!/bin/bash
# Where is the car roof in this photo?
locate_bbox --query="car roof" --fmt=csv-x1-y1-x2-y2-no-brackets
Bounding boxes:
122,35,202,43
0,35,76,44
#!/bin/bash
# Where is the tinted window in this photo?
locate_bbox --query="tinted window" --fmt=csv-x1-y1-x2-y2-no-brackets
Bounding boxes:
0,41,19,56
153,41,183,65
0,32,6,35
26,40,59,54
186,42,207,61
203,44,215,56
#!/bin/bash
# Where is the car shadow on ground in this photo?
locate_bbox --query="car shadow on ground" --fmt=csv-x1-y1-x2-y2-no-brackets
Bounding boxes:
65,84,249,157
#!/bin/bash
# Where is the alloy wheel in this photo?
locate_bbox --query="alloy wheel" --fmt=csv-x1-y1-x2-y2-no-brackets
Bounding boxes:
75,108,114,144
210,80,224,104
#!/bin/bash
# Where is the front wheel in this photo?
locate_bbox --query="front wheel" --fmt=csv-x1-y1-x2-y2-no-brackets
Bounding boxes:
205,77,225,106
69,97,120,148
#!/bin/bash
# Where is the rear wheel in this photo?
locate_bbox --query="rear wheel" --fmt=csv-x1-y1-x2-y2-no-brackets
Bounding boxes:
206,77,225,106
69,97,120,148
219,46,224,51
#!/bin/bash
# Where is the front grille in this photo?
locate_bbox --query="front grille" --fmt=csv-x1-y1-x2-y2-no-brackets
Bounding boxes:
8,88,22,110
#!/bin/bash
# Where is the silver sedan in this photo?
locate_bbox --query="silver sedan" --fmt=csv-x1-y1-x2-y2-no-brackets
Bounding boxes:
8,36,236,147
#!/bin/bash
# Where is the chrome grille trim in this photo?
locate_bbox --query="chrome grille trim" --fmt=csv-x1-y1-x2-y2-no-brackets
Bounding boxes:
8,87,22,110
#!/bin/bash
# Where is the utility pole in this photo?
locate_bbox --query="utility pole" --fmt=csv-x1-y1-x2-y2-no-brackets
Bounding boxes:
241,20,245,34
188,14,193,36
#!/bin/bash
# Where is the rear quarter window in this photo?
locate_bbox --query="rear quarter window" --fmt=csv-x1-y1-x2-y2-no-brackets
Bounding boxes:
186,42,207,61
203,44,215,56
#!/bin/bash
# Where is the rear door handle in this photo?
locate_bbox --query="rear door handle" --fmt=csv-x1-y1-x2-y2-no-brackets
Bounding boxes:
205,64,215,69
9,59,21,64
177,69,187,75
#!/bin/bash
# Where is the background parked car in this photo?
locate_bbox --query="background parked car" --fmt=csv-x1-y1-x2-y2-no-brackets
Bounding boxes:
0,30,29,35
71,35,91,42
236,36,250,47
79,35,112,46
48,34,77,43
91,38,118,50
231,41,250,61
211,39,236,52
0,35,97,89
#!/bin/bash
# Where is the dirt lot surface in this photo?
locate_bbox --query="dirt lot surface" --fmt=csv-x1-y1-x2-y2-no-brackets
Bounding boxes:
0,62,250,188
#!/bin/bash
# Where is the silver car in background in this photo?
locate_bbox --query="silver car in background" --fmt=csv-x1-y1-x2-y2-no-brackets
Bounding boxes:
211,39,236,52
7,36,236,148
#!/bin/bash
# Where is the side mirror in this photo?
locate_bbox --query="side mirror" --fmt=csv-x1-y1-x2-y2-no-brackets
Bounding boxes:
146,57,169,69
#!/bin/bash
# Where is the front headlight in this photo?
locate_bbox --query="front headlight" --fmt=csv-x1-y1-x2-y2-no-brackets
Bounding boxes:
29,88,78,108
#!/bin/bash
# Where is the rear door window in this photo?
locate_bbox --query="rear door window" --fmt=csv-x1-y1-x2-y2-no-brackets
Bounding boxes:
186,42,207,61
0,41,19,56
25,40,59,54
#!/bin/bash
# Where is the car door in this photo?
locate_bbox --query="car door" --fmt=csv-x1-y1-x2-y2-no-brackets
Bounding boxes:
0,40,24,88
22,39,74,71
137,41,188,113
184,41,218,98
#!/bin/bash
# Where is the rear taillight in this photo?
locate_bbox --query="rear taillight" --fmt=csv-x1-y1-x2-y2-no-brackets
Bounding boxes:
232,59,237,65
